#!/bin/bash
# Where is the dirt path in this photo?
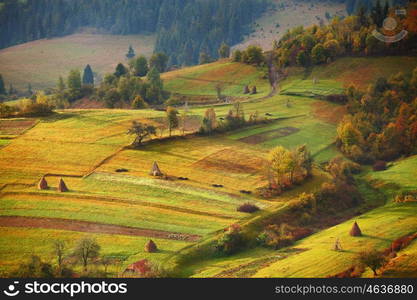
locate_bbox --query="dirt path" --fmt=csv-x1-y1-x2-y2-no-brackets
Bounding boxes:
0,216,201,242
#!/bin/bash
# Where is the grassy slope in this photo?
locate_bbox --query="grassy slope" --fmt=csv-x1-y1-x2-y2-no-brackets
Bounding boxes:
0,33,156,91
0,226,190,277
253,155,417,278
280,56,417,94
234,0,346,51
162,60,270,98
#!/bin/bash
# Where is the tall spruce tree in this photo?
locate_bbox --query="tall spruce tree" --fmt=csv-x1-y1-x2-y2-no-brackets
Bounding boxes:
82,65,94,86
0,74,5,95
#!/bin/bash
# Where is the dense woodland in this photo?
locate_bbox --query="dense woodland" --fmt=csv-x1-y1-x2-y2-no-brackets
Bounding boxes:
271,1,417,69
0,0,268,66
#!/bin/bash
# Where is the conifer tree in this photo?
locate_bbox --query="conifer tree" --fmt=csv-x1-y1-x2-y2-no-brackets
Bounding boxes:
82,64,94,86
0,74,5,95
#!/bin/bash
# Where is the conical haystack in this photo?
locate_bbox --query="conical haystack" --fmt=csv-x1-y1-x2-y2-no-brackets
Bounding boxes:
58,178,69,192
38,176,48,190
350,221,362,237
145,240,158,253
150,161,163,177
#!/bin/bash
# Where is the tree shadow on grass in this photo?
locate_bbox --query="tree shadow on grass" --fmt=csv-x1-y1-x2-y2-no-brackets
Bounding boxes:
41,112,75,123
361,234,392,243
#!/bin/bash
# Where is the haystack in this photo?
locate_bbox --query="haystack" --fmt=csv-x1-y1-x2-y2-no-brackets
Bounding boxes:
333,238,342,251
350,221,362,237
150,161,163,177
145,240,158,253
58,178,69,192
243,85,250,94
38,176,48,190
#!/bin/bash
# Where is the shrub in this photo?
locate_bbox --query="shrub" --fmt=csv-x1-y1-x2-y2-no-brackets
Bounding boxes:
216,224,243,255
131,96,148,109
237,203,260,213
290,227,313,240
373,161,387,171
21,102,53,117
357,250,387,276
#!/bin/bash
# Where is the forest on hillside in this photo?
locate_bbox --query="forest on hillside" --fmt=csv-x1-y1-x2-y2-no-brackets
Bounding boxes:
0,0,268,66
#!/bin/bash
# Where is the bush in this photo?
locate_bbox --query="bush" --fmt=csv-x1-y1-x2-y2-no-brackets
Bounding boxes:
373,161,387,171
394,190,417,203
216,224,244,255
237,203,260,213
22,103,53,117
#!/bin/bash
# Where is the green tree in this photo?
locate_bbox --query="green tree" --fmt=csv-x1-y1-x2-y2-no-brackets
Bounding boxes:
296,50,309,67
166,106,179,136
147,67,163,89
243,45,264,65
114,63,128,77
127,121,156,146
67,70,82,101
232,50,242,62
311,43,327,64
201,108,217,134
150,52,168,73
132,56,149,77
74,238,100,271
218,42,230,58
67,70,81,91
0,74,6,95
57,76,65,92
199,52,211,65
82,64,94,86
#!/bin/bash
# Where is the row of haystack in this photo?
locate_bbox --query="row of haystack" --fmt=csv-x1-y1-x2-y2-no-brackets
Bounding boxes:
38,176,68,192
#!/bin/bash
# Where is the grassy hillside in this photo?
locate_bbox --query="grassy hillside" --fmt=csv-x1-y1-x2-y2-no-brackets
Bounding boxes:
162,60,270,100
234,0,346,51
280,56,417,95
183,155,417,278
0,33,156,91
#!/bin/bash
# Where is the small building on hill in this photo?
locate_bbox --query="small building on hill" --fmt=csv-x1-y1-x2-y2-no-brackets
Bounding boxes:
150,162,163,177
